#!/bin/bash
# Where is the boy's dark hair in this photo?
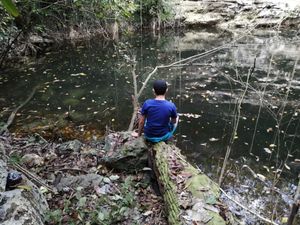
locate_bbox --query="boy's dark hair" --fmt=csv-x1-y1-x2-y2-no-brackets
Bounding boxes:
153,80,167,95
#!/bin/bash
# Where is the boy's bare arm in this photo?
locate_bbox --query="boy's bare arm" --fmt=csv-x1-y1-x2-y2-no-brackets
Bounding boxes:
171,116,179,125
137,115,145,136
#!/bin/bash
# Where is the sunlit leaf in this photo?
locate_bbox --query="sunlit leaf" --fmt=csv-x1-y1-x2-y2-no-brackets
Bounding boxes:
284,164,290,170
0,0,20,17
263,166,270,172
209,137,219,142
17,185,32,191
263,148,272,154
281,217,288,223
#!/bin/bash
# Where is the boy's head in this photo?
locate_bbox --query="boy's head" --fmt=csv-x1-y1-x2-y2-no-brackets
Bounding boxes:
153,80,167,95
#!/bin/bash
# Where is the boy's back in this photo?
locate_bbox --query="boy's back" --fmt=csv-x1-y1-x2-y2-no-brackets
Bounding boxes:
132,79,178,142
141,99,177,138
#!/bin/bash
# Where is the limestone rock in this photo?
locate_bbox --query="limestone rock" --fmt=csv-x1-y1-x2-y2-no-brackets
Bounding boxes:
101,132,148,171
56,140,82,155
184,13,224,26
0,190,44,225
0,179,48,225
0,143,7,192
172,0,300,30
56,174,103,191
22,154,44,168
0,142,6,158
0,160,7,192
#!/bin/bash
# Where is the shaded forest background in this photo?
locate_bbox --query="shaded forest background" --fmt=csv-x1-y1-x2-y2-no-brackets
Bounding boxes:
0,0,173,66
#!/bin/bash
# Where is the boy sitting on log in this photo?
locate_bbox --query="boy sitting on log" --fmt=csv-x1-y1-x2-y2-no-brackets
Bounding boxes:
132,80,178,142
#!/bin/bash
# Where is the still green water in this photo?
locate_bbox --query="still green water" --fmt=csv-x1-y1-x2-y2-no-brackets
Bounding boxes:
1,29,300,223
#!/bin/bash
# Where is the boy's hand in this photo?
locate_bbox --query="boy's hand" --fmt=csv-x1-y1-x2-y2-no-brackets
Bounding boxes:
131,131,139,138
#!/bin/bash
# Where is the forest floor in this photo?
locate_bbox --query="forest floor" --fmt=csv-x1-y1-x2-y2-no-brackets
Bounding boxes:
1,131,167,225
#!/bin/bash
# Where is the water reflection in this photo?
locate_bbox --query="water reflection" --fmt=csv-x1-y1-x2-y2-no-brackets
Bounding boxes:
1,28,300,223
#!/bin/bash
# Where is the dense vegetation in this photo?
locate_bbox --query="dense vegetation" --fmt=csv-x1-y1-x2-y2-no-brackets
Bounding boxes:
0,0,173,67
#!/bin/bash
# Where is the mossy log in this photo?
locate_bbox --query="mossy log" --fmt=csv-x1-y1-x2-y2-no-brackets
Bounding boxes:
151,142,238,225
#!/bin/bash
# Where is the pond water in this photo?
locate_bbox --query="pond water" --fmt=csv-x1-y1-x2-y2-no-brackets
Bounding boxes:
1,28,300,224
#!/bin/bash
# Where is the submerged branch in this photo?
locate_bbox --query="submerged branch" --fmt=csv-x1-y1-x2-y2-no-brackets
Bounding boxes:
0,86,38,135
220,188,279,225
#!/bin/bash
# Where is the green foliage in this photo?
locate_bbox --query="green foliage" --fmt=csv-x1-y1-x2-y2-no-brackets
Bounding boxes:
0,0,19,17
0,0,173,36
135,0,173,22
0,4,16,41
0,0,174,64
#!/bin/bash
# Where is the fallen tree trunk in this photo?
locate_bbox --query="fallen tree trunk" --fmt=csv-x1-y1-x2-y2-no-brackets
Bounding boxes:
151,142,238,225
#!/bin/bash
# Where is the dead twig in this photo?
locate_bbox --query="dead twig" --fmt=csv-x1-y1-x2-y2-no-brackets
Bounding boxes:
48,167,88,174
128,55,139,131
0,86,38,135
7,156,55,193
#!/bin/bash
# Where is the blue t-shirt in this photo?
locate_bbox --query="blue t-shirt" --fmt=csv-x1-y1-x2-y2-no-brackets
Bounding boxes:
140,99,177,138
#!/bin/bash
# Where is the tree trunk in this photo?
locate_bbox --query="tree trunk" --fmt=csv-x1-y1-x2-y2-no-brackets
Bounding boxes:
150,142,238,225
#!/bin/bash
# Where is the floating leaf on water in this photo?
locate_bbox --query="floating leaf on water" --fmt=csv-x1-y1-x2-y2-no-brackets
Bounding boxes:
284,164,290,170
209,137,219,142
264,148,272,154
273,169,282,173
70,72,87,77
263,166,270,172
